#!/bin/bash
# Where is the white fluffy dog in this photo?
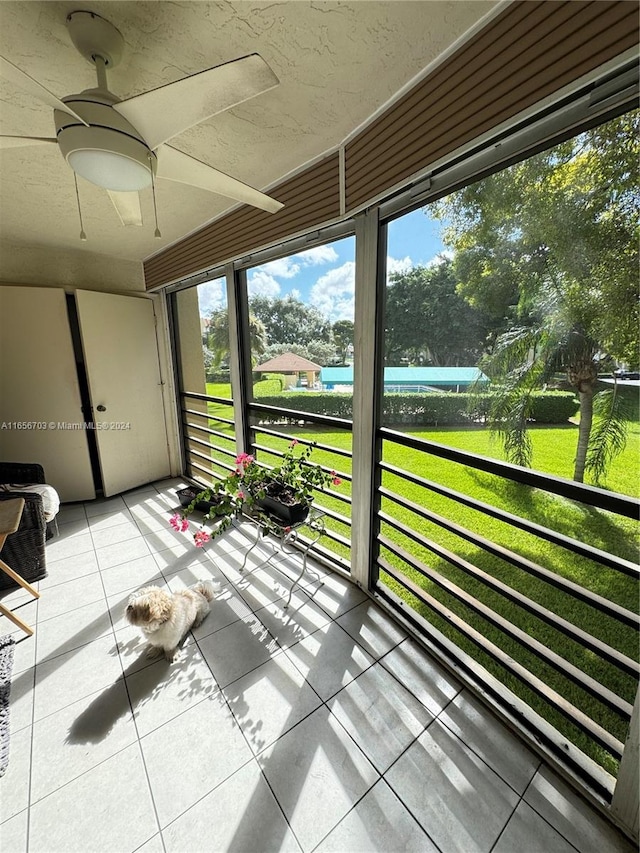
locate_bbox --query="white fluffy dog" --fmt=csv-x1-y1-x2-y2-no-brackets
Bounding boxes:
125,580,216,662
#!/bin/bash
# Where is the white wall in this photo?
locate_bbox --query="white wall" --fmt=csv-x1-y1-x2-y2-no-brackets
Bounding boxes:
0,240,144,292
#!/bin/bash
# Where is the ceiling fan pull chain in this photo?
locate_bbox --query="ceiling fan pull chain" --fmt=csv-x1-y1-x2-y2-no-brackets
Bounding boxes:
150,157,161,239
73,173,87,241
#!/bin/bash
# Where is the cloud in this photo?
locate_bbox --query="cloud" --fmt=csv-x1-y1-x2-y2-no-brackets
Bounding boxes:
296,245,339,265
259,257,300,279
309,261,355,322
386,255,413,284
426,249,454,266
247,270,281,298
249,245,340,292
197,278,226,315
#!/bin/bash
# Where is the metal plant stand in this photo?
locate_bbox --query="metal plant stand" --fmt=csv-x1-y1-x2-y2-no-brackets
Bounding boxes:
238,506,326,608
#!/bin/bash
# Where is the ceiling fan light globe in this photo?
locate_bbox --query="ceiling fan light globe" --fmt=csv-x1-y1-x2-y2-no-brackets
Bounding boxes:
68,149,151,191
56,120,156,192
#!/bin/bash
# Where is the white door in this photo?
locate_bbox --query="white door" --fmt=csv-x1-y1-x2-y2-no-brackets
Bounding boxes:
75,290,171,497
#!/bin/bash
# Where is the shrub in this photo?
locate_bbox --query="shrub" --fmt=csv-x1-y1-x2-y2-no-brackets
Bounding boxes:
528,391,579,423
254,392,353,421
206,369,230,383
252,389,579,425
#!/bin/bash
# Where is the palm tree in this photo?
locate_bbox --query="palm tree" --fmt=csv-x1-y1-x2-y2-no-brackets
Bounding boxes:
207,308,267,367
436,112,638,485
482,289,629,484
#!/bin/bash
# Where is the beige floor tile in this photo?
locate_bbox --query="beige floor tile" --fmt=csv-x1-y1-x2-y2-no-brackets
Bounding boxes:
27,743,158,852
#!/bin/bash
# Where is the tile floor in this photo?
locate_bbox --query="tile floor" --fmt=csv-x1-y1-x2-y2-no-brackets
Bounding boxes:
0,478,635,853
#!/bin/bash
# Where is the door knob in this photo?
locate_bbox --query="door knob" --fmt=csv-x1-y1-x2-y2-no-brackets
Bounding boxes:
96,405,107,412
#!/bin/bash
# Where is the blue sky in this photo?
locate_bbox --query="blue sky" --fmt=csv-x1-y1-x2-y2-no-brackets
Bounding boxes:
197,207,447,321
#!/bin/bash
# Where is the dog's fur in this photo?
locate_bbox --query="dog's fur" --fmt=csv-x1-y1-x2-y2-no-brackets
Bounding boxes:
125,580,215,662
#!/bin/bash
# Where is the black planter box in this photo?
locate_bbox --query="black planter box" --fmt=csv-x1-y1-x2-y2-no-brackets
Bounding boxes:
177,487,221,514
256,495,310,525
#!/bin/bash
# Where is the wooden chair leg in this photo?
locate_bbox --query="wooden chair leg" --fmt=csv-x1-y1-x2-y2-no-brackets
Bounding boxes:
0,559,40,599
0,602,34,636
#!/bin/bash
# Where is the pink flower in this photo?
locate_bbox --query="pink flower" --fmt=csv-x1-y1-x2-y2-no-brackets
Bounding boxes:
170,513,191,533
194,529,211,548
290,439,298,446
235,452,255,475
332,476,342,486
237,490,245,500
284,526,291,533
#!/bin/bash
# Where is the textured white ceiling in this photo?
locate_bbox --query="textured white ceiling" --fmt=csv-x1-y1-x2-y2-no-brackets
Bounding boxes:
0,1,496,270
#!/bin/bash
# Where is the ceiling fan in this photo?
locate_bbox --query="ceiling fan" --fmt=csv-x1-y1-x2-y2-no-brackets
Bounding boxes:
0,9,284,235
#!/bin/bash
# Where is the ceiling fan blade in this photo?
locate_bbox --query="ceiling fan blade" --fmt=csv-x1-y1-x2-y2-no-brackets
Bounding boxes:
0,56,88,125
114,53,279,151
157,145,283,214
0,135,57,149
107,190,143,227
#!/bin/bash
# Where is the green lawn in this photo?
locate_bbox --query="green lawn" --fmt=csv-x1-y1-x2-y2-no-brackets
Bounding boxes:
407,420,640,498
194,385,639,774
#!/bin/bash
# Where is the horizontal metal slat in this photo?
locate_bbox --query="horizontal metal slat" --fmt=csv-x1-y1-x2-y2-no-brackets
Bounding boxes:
249,402,353,430
378,489,639,629
188,461,222,482
183,417,235,437
181,391,234,407
182,409,235,427
252,425,353,458
184,425,236,445
311,502,352,529
378,535,633,719
378,557,625,758
379,507,639,676
380,427,640,519
187,448,235,473
379,460,639,577
186,435,236,460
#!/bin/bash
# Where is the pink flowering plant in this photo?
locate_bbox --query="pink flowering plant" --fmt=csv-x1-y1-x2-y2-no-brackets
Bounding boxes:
171,440,342,545
169,479,237,547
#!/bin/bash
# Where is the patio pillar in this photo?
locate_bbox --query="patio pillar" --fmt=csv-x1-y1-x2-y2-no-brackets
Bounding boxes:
350,208,385,589
225,264,252,456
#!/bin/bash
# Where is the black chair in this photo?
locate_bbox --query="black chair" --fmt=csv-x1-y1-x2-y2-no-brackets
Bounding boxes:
0,463,54,589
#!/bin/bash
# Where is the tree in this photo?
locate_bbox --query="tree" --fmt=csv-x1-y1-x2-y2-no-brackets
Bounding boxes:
332,319,354,363
262,340,335,366
433,111,639,483
207,308,267,367
249,295,331,346
385,259,490,366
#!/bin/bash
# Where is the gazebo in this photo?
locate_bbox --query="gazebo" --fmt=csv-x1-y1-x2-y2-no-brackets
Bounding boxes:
254,352,322,390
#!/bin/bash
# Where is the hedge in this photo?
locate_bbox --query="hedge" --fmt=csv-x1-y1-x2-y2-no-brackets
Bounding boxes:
527,391,580,423
255,393,353,421
206,370,230,383
253,390,579,425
